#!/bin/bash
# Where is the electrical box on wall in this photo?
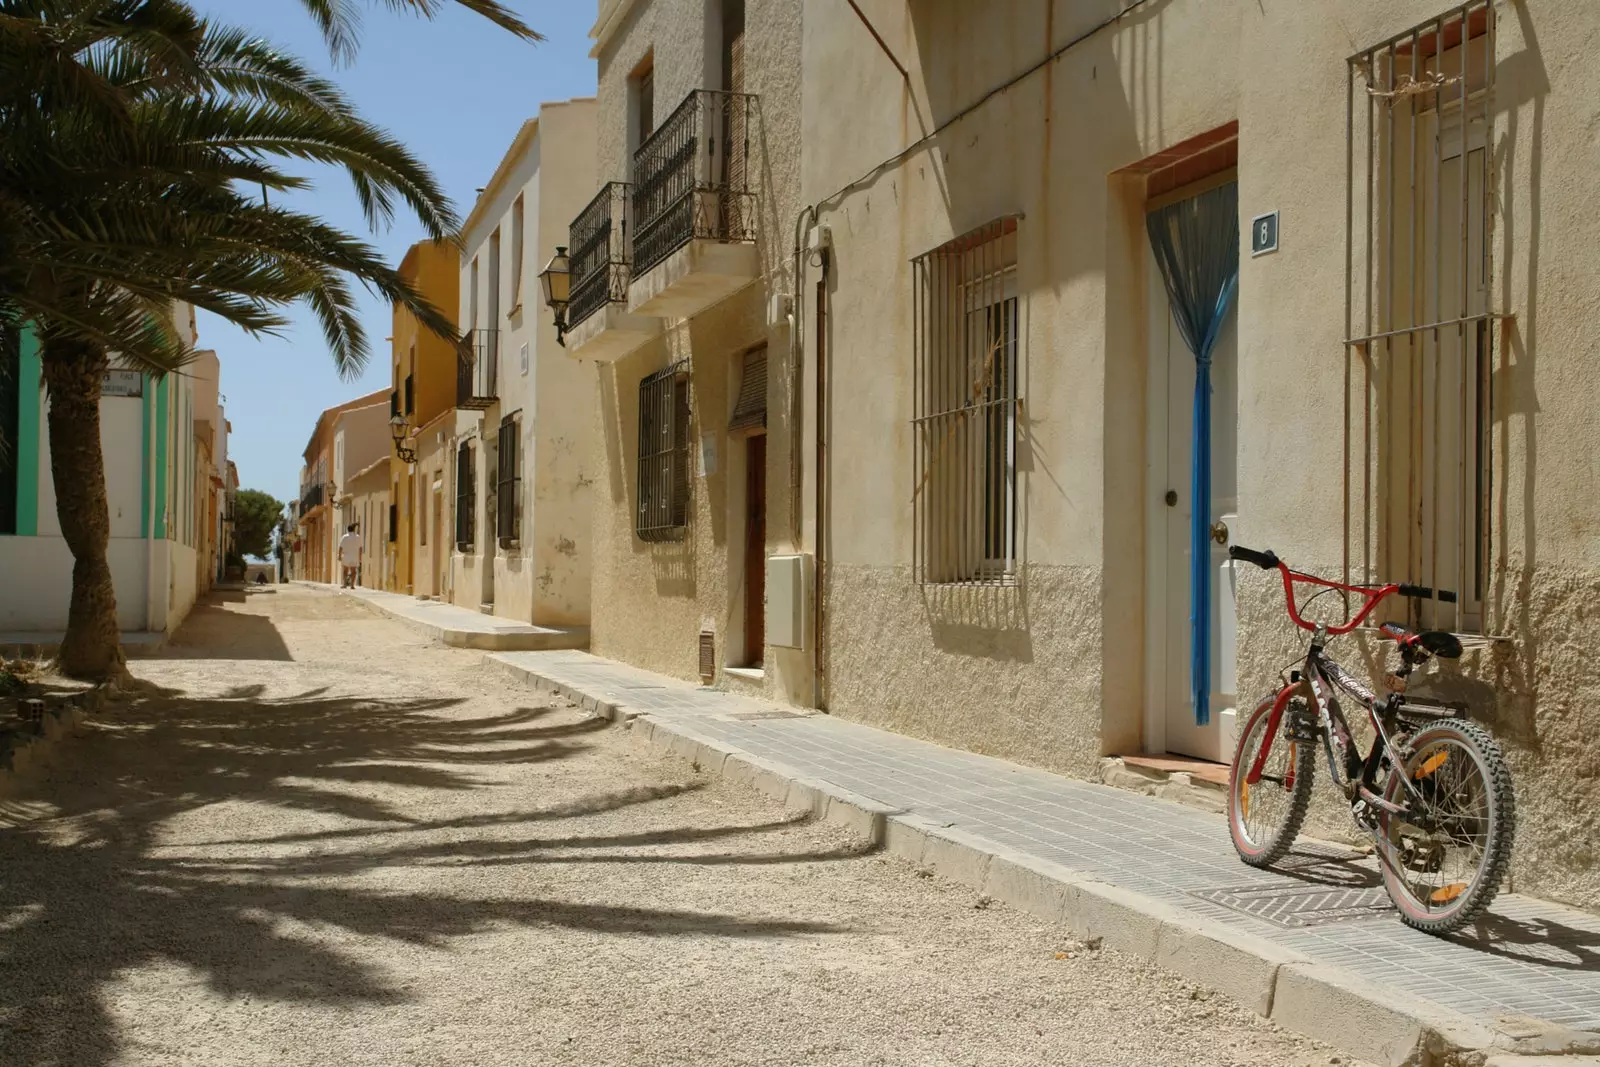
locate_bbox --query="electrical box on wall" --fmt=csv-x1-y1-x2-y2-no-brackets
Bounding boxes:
765,553,813,650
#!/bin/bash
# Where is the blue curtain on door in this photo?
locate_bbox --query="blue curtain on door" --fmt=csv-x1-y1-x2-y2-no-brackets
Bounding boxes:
1146,181,1239,727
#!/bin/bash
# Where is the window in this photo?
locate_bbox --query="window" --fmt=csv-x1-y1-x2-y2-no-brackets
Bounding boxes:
455,441,475,548
629,54,654,169
390,389,399,417
388,502,398,543
404,374,414,415
636,361,690,542
511,194,525,308
911,218,1021,585
469,256,480,332
1344,2,1494,632
496,415,521,547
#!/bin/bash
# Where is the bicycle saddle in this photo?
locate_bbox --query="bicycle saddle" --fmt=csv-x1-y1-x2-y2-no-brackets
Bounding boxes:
1379,623,1463,659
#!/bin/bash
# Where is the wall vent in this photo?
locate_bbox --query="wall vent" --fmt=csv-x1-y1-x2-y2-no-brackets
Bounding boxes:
698,630,716,685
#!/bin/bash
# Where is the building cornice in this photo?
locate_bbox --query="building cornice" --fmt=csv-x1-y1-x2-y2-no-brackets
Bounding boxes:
589,0,639,59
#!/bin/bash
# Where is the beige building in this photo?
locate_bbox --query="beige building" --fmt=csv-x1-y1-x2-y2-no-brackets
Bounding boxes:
567,0,806,700
346,457,391,590
783,0,1598,910
407,408,455,600
450,100,599,627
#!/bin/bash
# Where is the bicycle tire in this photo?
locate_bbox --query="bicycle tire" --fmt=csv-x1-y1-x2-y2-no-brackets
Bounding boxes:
1228,693,1316,867
1380,717,1515,935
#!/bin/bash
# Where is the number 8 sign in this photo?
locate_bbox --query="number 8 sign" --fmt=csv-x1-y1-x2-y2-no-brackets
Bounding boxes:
1250,211,1279,257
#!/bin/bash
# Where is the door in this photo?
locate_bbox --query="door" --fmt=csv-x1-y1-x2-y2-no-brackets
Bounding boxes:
743,433,766,666
1145,208,1239,762
431,488,442,597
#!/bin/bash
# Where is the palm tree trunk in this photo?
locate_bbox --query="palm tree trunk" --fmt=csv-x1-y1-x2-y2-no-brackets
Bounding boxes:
40,336,126,681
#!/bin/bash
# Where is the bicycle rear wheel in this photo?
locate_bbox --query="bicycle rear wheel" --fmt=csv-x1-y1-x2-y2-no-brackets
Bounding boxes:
1380,718,1514,934
1228,692,1315,867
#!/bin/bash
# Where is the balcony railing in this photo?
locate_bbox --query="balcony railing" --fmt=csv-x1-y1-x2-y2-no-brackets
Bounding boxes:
568,182,634,329
457,328,499,409
631,89,757,278
300,484,324,513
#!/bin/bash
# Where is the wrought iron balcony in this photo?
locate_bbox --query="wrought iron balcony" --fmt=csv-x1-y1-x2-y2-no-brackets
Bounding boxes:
568,182,633,330
300,484,324,513
457,328,498,409
631,89,757,279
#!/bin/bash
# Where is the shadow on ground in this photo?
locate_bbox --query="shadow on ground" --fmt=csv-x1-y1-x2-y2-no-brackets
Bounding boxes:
0,682,859,1066
155,590,293,661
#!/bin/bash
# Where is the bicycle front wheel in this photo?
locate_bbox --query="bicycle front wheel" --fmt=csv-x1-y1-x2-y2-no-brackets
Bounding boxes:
1228,692,1315,867
1380,718,1515,935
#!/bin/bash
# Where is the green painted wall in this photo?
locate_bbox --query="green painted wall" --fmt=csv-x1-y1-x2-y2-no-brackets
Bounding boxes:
15,326,41,536
154,375,168,540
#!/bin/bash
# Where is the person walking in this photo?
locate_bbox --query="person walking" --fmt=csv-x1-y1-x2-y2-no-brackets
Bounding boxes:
338,523,363,589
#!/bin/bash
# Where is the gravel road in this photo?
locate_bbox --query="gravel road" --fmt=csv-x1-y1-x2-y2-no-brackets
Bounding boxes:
0,585,1369,1066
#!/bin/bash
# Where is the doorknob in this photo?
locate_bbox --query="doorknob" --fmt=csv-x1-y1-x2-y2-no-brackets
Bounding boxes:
1210,520,1229,545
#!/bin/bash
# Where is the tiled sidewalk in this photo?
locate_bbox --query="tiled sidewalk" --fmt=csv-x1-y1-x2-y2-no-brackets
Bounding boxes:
302,583,586,651
492,649,1600,1062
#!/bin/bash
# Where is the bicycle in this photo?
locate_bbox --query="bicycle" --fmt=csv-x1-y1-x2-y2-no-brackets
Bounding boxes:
1224,545,1515,935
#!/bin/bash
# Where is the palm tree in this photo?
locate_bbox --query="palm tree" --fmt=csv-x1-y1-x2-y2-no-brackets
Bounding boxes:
1,0,535,678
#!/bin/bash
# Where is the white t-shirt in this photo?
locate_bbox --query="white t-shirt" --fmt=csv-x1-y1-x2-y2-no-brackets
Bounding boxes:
339,531,363,566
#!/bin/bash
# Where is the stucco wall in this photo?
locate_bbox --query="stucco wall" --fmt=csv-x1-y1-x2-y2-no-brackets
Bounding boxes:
455,100,598,625
588,0,806,697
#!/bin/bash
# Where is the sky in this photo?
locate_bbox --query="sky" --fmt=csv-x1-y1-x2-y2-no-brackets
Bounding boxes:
185,1,598,510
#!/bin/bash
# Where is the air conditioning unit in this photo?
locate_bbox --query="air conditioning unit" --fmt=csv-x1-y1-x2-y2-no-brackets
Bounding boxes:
765,553,813,650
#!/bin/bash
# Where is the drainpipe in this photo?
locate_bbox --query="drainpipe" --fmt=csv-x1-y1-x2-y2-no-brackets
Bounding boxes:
789,204,816,548
812,252,830,713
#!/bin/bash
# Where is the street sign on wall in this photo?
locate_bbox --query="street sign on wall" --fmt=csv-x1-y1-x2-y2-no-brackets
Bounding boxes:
102,370,144,397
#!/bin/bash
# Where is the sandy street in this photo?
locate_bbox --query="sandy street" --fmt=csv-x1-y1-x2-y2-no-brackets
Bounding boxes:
0,585,1366,1067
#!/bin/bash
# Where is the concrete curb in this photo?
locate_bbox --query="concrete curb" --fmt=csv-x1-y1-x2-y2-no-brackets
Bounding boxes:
306,583,588,652
492,652,1600,1067
0,682,115,791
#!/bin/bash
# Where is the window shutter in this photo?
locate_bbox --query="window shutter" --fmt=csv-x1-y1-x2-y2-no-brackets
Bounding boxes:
455,442,475,548
728,347,766,435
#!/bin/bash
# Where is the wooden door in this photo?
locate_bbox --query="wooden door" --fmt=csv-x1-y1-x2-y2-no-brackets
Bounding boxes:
744,433,766,666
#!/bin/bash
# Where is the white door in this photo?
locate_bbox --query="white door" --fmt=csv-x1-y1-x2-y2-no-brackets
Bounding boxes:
1145,223,1239,762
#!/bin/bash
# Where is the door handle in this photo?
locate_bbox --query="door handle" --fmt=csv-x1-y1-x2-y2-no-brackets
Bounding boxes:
1210,520,1229,545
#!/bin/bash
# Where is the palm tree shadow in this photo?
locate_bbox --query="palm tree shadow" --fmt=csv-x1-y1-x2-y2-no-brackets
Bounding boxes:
0,684,856,1066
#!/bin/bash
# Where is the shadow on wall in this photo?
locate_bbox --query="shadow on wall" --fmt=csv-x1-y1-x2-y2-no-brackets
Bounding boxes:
921,582,1033,662
0,684,860,1067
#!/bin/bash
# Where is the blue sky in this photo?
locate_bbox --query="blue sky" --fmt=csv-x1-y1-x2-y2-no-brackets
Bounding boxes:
186,1,597,509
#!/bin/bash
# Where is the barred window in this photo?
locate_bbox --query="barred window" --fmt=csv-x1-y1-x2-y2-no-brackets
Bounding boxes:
496,414,521,547
455,441,475,548
912,218,1022,585
636,361,690,543
1345,3,1495,633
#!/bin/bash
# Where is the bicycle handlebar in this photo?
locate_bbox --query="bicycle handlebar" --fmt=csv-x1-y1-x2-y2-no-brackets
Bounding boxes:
1397,582,1458,604
1228,545,1281,570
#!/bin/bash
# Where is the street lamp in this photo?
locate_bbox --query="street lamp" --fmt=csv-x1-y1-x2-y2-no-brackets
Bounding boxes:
538,245,570,348
389,414,417,464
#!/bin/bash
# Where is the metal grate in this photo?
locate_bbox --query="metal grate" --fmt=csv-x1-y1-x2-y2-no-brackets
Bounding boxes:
636,361,690,543
631,89,757,279
457,329,498,409
912,217,1023,586
1344,2,1498,634
455,441,475,549
1191,883,1393,928
569,182,634,329
496,415,520,547
698,630,716,684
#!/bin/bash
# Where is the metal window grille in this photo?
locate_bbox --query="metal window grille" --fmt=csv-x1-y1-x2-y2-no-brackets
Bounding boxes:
636,361,690,543
912,218,1023,586
568,182,633,329
458,329,498,409
631,89,757,278
1344,2,1497,634
496,415,520,547
455,441,475,548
